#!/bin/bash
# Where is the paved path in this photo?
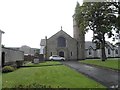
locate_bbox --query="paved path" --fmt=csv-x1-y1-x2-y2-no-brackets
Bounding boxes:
62,61,119,88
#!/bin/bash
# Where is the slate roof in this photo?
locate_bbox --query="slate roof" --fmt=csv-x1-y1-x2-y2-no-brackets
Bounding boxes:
48,30,75,40
106,41,114,49
85,41,115,50
85,41,96,49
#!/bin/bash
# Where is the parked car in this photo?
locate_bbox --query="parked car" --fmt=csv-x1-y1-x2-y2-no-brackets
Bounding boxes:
49,55,65,61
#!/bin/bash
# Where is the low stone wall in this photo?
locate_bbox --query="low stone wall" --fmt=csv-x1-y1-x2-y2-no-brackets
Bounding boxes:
24,55,34,61
2,47,24,67
24,54,44,61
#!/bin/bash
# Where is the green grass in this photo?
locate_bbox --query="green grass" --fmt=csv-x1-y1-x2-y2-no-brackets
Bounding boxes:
80,58,120,70
2,61,105,88
25,61,61,66
0,73,2,89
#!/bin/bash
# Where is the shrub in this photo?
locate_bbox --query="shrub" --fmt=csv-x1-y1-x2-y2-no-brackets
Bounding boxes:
2,66,15,73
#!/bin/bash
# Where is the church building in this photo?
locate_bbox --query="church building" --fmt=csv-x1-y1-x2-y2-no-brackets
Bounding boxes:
40,16,120,60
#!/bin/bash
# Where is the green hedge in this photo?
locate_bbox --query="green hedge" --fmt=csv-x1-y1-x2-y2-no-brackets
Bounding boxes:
2,66,15,73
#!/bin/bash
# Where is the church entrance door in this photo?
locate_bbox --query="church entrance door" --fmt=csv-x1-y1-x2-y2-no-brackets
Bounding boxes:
59,51,64,57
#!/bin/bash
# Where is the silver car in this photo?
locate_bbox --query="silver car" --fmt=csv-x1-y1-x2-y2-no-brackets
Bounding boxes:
49,55,65,61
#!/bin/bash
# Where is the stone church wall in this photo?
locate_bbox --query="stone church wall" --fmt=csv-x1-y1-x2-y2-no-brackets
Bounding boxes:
46,30,77,60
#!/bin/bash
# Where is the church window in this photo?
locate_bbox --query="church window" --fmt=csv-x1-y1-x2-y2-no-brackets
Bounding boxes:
50,52,52,56
57,37,66,47
115,49,118,54
108,48,111,55
71,52,72,56
88,48,92,55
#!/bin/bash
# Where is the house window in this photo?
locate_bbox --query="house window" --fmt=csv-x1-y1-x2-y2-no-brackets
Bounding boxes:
71,52,72,56
108,48,111,55
88,49,92,55
57,37,66,47
50,52,52,56
115,49,118,54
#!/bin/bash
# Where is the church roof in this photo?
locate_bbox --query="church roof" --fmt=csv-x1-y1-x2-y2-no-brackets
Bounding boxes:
106,41,114,50
48,30,74,40
40,29,76,46
85,41,96,49
85,41,115,50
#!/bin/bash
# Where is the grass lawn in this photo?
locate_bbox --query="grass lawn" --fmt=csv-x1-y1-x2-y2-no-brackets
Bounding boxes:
25,61,61,66
80,58,120,70
2,61,105,88
0,73,2,89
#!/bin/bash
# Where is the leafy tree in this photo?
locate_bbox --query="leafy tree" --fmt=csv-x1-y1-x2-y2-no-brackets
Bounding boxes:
112,1,120,41
75,2,117,61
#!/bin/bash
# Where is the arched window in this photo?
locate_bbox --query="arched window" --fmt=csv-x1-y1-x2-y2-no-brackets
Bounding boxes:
59,51,64,57
88,46,93,55
88,49,92,55
108,48,111,55
57,37,66,47
115,49,118,54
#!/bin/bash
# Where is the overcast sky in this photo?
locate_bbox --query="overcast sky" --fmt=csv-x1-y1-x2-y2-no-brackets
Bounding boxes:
0,0,115,48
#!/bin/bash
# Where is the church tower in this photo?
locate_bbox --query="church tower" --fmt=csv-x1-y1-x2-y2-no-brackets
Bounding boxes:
73,15,85,60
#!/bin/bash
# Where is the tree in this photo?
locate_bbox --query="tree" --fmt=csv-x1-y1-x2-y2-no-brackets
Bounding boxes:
75,2,117,61
112,1,120,41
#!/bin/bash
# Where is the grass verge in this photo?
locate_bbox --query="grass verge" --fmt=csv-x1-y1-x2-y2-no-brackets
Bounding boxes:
80,58,119,70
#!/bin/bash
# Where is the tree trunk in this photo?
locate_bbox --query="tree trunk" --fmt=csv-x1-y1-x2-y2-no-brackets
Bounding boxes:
101,35,107,61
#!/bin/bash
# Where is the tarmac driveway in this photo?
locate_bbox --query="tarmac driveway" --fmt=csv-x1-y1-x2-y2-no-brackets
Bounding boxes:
62,61,119,88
